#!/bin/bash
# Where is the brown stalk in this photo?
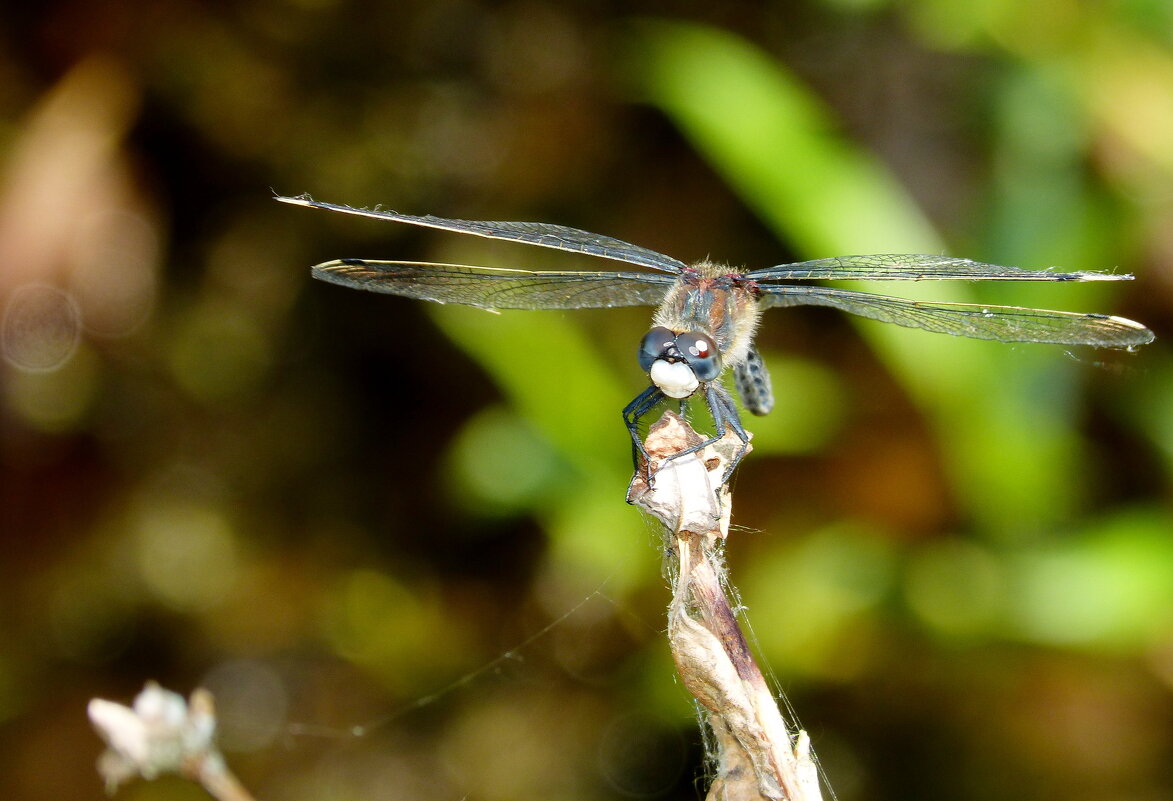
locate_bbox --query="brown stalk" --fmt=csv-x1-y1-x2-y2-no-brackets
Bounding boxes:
627,412,823,801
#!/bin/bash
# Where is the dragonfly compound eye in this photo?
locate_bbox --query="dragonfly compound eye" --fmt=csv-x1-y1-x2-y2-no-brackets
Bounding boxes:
638,326,679,373
676,332,721,381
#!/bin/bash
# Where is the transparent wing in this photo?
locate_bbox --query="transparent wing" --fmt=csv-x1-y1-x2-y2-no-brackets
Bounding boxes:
277,195,687,274
747,254,1133,282
761,285,1154,348
312,259,676,310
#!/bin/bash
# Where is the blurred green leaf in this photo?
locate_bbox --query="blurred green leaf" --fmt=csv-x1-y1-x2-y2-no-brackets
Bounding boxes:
443,405,569,518
747,353,847,455
622,20,940,256
742,520,897,678
1011,508,1173,649
430,305,656,590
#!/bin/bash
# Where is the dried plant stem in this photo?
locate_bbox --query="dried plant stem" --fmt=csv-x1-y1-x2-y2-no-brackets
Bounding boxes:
189,750,256,801
628,412,823,801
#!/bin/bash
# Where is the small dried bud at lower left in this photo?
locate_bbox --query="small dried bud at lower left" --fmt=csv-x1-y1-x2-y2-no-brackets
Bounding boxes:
88,682,217,792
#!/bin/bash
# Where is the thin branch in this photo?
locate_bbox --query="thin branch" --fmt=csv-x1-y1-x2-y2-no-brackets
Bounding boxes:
628,411,824,801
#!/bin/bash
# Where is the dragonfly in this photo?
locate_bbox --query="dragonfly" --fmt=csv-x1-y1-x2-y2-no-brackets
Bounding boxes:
278,194,1154,483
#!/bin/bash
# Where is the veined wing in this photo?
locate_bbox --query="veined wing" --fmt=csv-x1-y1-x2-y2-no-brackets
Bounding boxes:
761,285,1154,348
312,259,676,310
277,195,687,274
748,254,1133,282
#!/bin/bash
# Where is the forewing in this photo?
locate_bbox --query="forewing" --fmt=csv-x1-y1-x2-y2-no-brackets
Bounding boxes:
761,285,1154,348
748,254,1133,282
277,195,687,274
312,259,675,310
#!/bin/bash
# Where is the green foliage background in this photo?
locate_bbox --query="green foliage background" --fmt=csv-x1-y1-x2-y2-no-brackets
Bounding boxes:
1,3,1170,800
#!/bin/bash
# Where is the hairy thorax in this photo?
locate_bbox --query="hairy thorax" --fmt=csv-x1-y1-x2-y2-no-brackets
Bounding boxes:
651,260,764,374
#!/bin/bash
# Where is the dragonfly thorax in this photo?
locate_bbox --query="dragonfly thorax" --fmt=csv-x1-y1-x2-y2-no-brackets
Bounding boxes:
651,260,764,375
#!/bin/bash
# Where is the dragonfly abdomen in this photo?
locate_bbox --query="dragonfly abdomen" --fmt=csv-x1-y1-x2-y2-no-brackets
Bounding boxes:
733,346,774,416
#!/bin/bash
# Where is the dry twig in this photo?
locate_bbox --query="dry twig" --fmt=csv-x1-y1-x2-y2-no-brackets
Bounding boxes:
628,411,823,801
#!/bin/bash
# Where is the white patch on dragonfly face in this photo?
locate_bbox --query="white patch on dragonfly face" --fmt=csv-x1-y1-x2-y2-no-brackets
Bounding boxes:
650,359,699,399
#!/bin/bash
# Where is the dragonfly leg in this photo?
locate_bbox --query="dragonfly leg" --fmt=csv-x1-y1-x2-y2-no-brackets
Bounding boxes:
651,383,749,486
623,385,665,472
705,384,751,483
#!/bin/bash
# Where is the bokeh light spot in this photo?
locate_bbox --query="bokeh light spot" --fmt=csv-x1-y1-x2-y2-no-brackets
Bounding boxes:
1013,513,1173,648
743,522,896,677
446,405,564,516
3,342,100,432
167,302,270,404
70,208,159,337
322,569,467,692
201,659,288,753
1,283,81,372
134,502,240,611
904,538,1005,637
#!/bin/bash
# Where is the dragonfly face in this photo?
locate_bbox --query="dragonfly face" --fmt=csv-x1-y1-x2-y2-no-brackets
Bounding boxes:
278,194,1154,484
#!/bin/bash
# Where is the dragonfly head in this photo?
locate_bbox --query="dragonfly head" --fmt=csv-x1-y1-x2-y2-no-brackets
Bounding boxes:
638,326,722,399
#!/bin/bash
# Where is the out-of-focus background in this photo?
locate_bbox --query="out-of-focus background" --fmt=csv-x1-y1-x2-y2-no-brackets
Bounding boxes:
2,2,1172,800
